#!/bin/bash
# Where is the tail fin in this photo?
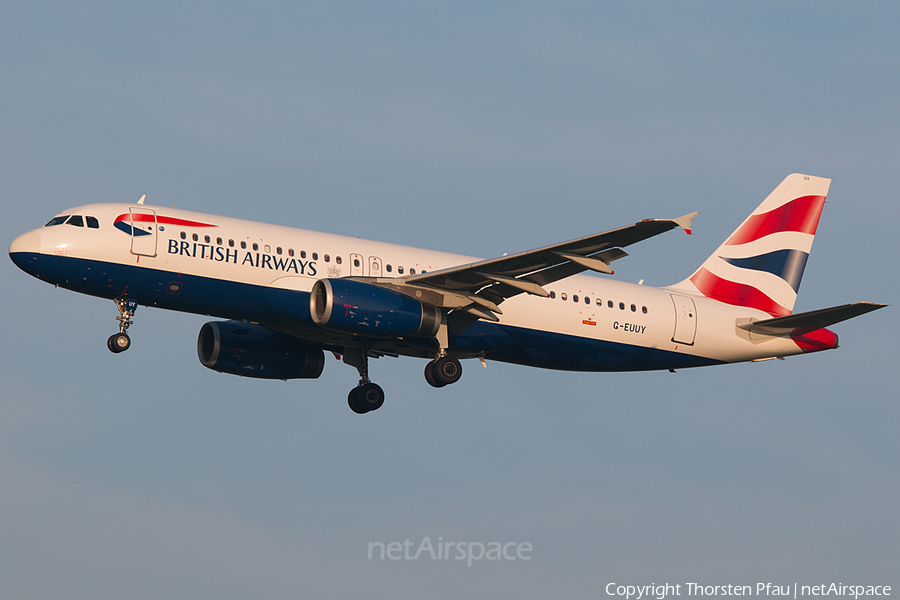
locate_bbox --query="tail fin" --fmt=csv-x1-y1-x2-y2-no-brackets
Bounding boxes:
672,173,831,316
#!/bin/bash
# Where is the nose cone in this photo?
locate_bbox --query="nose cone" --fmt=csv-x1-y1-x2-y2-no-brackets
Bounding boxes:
9,230,42,273
10,230,41,254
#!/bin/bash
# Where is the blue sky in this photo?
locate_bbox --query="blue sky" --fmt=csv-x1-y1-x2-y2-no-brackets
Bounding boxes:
2,2,898,598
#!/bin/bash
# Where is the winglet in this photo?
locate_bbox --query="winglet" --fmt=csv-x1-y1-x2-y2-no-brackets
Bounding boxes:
673,211,699,235
137,194,146,205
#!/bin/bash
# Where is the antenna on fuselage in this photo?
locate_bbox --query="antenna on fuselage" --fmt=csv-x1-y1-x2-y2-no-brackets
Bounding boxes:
137,195,146,205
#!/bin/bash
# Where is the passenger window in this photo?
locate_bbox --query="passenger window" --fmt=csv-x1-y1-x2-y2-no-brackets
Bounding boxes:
181,231,187,240
301,250,306,259
217,237,223,245
204,235,211,243
642,306,648,314
45,216,69,227
252,243,258,251
241,241,247,249
324,254,330,262
229,239,235,247
596,298,602,306
193,233,199,242
336,256,342,264
561,293,568,301
608,300,613,308
276,247,282,255
312,252,318,260
549,291,556,299
86,216,99,229
66,215,84,227
573,295,579,303
585,297,590,305
619,302,625,310
410,268,416,275
631,304,636,312
386,264,392,272
264,245,271,253
288,248,294,256
398,266,404,274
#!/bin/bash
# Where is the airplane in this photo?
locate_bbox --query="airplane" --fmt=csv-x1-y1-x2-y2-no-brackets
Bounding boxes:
9,173,886,414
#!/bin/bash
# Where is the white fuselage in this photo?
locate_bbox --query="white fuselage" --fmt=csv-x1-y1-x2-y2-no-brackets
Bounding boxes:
10,202,815,372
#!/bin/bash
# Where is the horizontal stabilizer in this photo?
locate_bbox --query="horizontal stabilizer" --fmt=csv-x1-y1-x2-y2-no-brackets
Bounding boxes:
737,302,887,336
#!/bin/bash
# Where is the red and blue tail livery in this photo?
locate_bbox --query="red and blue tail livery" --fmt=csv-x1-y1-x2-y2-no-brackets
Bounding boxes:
9,173,886,414
678,174,828,317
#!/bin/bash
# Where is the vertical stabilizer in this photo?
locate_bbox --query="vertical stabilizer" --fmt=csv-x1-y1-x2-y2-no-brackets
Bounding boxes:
670,173,831,316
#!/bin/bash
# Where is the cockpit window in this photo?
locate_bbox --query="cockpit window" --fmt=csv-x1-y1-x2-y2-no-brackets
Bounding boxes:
45,216,69,227
86,216,99,229
66,215,84,227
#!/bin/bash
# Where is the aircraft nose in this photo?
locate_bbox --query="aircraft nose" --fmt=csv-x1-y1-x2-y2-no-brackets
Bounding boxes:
9,230,42,273
9,230,41,255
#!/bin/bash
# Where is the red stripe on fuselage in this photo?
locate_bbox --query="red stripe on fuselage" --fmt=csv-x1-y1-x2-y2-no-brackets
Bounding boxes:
725,195,825,246
690,267,791,317
114,214,218,227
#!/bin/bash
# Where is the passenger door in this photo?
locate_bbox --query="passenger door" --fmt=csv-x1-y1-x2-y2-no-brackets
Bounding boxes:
129,208,158,257
670,294,697,345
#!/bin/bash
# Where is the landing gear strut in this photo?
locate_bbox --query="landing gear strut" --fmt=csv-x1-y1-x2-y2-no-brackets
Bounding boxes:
108,297,138,354
343,348,385,414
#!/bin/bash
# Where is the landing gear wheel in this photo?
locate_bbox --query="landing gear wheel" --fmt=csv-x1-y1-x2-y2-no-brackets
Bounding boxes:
107,332,131,353
348,383,385,414
424,361,447,388
432,356,462,386
348,388,368,414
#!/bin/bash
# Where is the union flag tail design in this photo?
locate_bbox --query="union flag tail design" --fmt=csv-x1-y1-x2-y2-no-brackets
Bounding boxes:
673,173,831,316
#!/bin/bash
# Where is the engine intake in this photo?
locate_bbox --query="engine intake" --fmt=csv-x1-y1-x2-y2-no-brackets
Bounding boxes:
197,321,325,379
310,278,440,338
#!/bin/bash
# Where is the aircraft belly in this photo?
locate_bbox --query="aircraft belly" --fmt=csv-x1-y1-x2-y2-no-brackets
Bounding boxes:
486,324,725,371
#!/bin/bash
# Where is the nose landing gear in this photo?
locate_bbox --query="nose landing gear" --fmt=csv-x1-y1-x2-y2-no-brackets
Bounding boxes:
107,332,131,353
107,297,138,354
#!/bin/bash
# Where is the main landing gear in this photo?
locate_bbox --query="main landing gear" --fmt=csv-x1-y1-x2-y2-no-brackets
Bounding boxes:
342,348,385,414
424,318,463,388
424,355,462,388
340,321,463,414
107,297,138,354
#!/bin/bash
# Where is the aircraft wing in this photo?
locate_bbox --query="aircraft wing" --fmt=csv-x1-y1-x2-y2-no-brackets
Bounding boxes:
370,212,698,328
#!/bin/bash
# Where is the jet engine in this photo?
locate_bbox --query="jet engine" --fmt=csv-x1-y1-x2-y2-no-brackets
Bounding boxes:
197,321,325,379
310,278,441,338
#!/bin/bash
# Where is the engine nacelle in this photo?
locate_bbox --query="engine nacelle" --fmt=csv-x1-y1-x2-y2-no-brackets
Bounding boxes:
310,278,441,338
197,321,325,379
